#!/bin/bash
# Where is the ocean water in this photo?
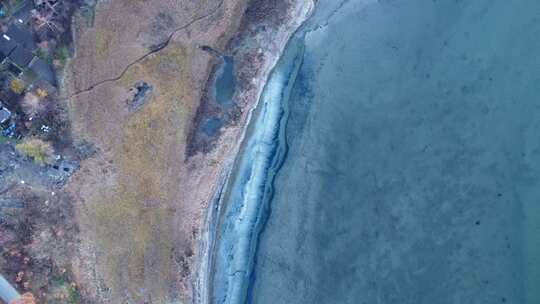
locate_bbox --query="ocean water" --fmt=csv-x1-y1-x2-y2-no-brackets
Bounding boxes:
211,0,540,303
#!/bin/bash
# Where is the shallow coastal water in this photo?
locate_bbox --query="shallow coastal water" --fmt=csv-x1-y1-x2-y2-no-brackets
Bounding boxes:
210,36,305,303
212,0,540,303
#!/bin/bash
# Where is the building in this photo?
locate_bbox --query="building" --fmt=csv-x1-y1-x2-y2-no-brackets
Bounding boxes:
6,46,34,76
0,24,37,77
6,24,37,51
0,34,17,62
0,103,11,124
12,0,35,26
0,5,57,87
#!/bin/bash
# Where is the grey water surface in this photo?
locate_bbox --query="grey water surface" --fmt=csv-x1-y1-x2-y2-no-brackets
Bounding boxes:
246,0,540,303
214,56,236,108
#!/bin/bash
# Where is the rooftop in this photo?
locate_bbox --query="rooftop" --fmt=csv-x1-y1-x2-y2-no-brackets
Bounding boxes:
6,62,23,76
0,35,17,60
6,24,37,51
0,105,11,124
12,0,35,26
9,46,34,69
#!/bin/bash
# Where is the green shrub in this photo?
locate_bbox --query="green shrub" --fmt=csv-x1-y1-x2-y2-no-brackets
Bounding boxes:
55,45,70,67
16,138,54,165
67,285,80,304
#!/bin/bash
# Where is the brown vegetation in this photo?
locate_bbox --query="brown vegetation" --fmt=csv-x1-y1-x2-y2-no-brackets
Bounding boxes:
15,138,54,165
65,0,250,302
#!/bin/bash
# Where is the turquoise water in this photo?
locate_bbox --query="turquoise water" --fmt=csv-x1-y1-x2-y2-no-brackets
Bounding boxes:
211,0,540,303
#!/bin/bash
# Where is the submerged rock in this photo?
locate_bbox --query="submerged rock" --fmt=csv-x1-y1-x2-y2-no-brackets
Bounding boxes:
126,81,153,113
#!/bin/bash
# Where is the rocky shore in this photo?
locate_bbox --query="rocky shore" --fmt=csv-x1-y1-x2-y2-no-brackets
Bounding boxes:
192,0,315,303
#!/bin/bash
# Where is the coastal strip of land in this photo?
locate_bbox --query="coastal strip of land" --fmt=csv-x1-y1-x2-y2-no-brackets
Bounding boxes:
64,0,248,302
62,0,315,303
200,1,315,303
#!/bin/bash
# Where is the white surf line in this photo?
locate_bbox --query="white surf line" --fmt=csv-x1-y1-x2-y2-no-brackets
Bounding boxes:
195,2,315,304
212,29,307,304
0,274,20,303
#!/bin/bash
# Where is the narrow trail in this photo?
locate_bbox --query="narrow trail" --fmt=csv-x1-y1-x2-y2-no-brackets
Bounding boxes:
66,0,225,100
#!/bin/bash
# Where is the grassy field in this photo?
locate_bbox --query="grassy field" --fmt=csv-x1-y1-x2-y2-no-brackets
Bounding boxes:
64,0,253,301
89,46,193,302
94,31,113,59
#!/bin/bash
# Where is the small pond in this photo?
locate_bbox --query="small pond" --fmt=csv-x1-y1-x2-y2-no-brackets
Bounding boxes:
213,56,235,108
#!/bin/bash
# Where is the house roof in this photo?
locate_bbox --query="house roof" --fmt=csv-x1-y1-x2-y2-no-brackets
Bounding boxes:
0,106,11,124
0,35,17,59
9,46,34,68
6,24,36,51
6,62,23,76
12,1,35,25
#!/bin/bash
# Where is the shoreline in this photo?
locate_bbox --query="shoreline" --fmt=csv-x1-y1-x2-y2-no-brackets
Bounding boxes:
196,1,315,303
61,0,315,301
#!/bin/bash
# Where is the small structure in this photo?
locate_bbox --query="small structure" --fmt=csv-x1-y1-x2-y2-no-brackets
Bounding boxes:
0,104,11,124
47,159,79,186
0,101,16,137
12,0,35,26
52,161,77,174
0,34,17,63
6,25,37,51
6,46,34,76
0,2,57,90
1,25,37,77
1,122,17,138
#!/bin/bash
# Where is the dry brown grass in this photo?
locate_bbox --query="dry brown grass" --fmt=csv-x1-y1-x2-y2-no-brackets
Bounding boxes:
88,46,193,302
65,0,252,302
94,30,113,59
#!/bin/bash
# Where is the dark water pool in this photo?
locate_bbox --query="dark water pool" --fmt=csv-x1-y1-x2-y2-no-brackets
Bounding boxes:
201,117,223,137
214,56,236,108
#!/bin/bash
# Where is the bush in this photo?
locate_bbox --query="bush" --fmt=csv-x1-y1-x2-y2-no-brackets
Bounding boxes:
54,46,70,67
36,48,50,62
16,138,54,165
10,79,25,95
21,92,42,116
